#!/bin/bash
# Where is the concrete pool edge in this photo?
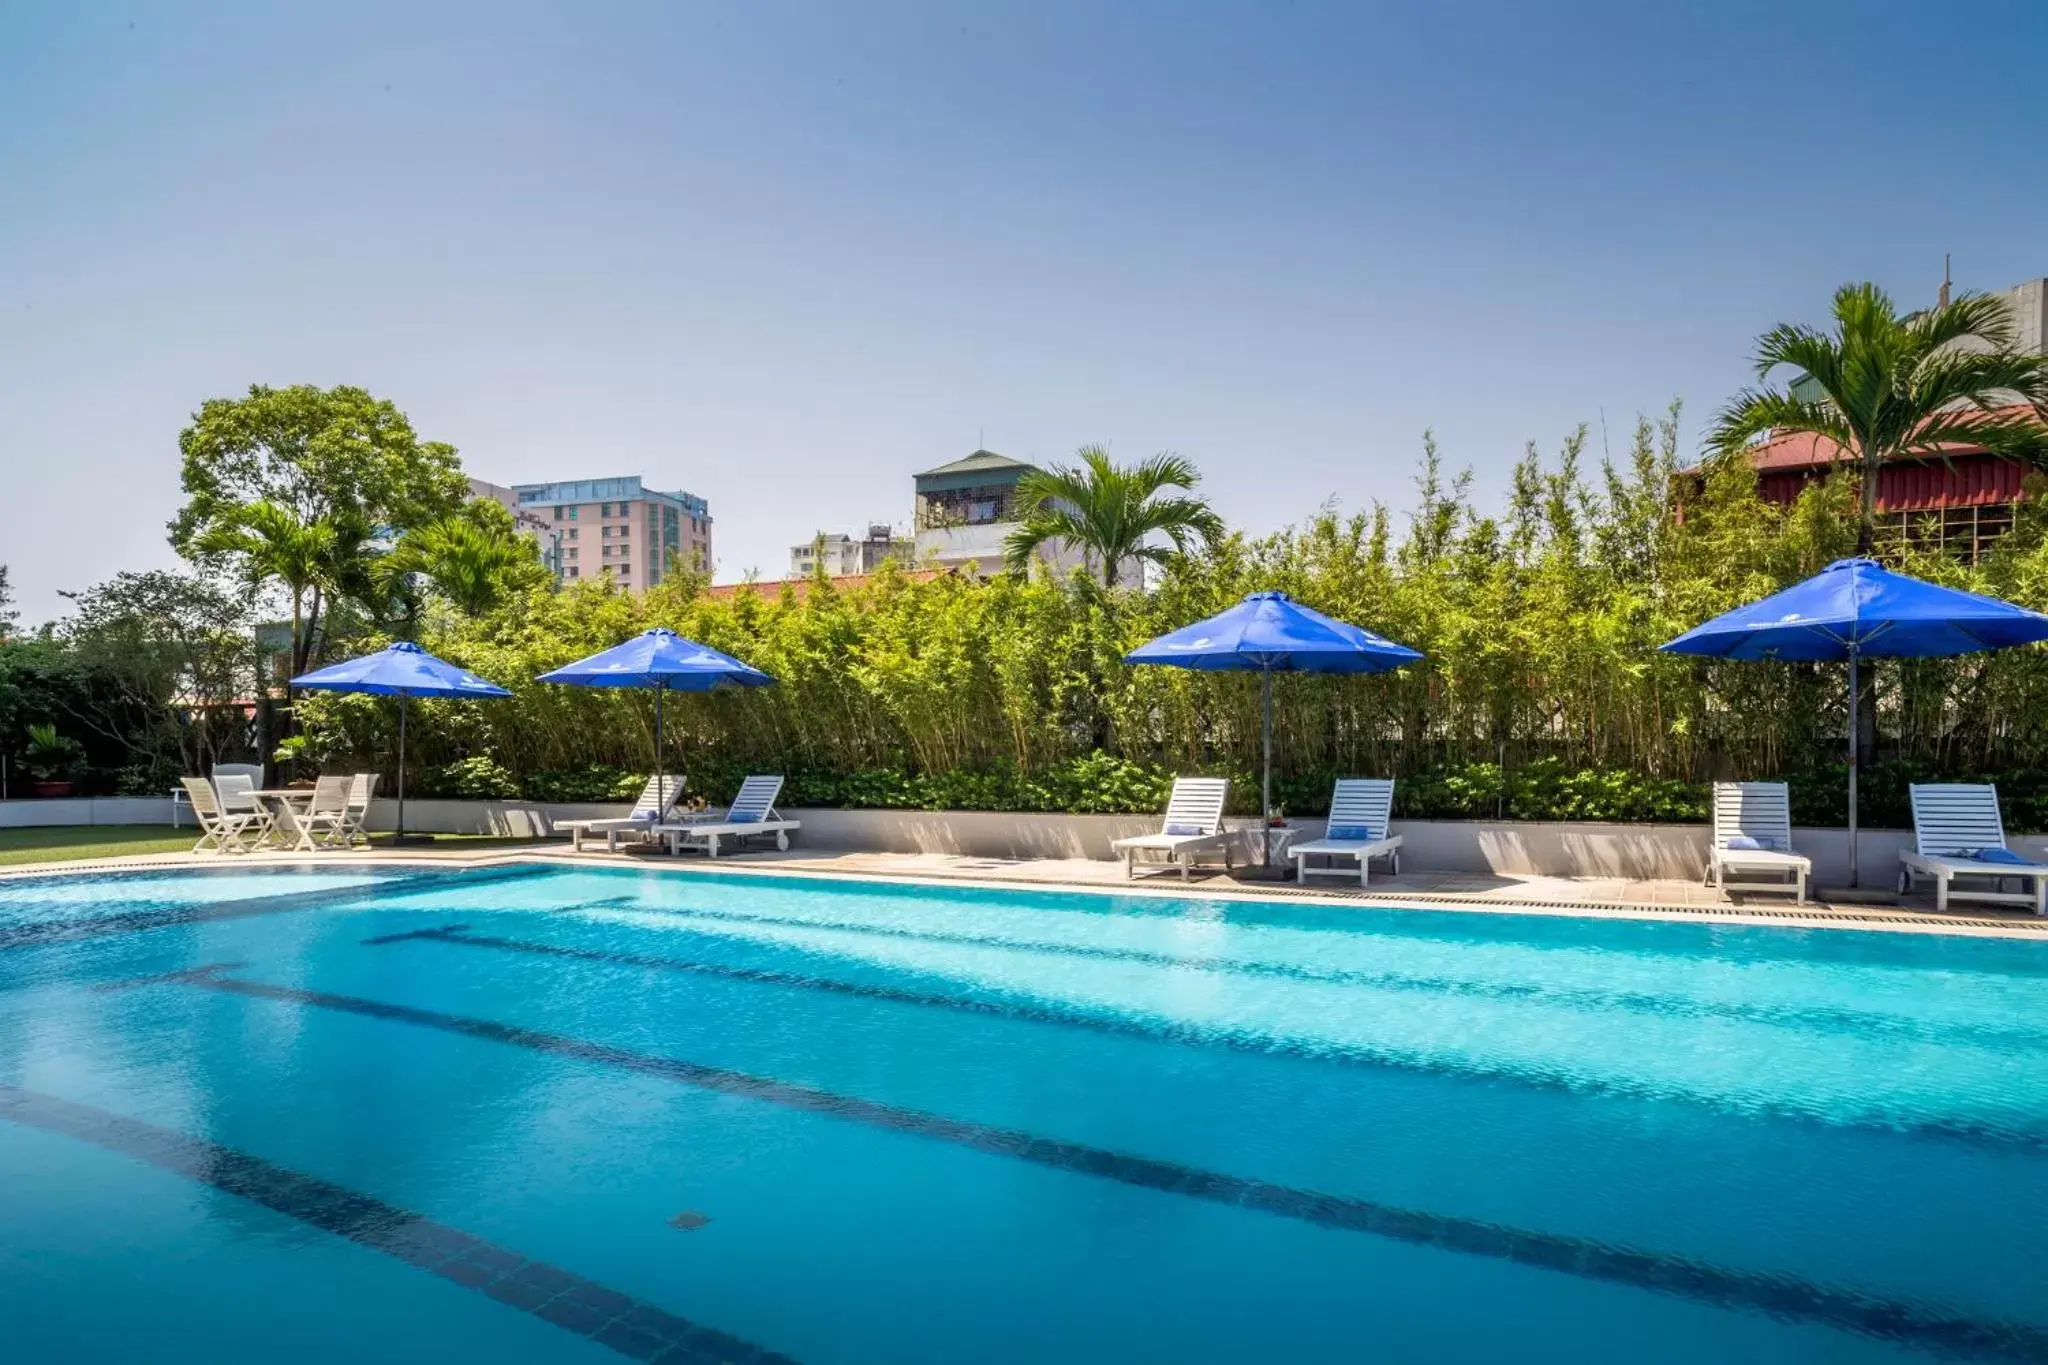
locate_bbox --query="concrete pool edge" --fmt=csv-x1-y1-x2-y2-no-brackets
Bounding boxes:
3,847,2046,941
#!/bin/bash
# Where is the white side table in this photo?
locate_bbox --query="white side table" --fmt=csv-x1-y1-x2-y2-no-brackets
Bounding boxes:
1235,823,1301,876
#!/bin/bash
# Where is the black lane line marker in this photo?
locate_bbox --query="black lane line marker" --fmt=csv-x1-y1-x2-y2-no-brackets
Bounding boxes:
91,962,249,993
166,968,2048,1363
0,864,550,952
0,1083,798,1365
368,923,2048,1157
363,924,474,945
576,898,2048,1052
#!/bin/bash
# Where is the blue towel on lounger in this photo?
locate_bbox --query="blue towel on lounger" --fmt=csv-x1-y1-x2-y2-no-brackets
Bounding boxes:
1958,847,2034,865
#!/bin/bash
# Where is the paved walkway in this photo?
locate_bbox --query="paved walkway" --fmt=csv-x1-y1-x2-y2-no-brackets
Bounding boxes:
5,841,2045,938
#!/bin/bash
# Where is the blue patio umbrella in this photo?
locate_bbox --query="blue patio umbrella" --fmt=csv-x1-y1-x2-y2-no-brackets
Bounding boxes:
536,629,775,814
291,641,512,841
1124,591,1424,866
1660,557,2048,884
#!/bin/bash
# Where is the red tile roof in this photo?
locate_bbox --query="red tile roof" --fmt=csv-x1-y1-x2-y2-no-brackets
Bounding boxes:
702,567,960,602
1743,405,2042,472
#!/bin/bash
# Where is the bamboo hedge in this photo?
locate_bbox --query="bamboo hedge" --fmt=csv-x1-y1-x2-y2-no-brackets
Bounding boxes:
297,410,2048,828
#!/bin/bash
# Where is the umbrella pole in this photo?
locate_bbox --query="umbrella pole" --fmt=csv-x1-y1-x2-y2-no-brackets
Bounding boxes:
655,684,666,813
1261,668,1274,867
1846,649,1859,890
396,692,408,841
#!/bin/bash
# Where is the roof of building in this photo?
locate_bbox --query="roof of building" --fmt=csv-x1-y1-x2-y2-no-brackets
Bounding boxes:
913,449,1036,479
510,476,710,516
703,567,966,603
1741,405,2041,473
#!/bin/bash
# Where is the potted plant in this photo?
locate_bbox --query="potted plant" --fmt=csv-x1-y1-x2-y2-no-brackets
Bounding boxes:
22,724,87,798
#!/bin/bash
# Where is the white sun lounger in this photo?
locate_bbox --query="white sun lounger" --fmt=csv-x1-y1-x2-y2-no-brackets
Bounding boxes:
659,775,800,857
559,774,688,851
1705,781,1810,903
1291,779,1402,886
1110,777,1234,880
1899,783,2048,915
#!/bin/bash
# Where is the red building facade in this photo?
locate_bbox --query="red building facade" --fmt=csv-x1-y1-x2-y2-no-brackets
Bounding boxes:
1739,415,2035,562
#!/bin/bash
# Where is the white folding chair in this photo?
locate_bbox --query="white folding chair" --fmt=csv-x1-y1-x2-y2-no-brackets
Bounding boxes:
212,771,278,847
340,773,379,846
276,776,353,851
182,776,262,854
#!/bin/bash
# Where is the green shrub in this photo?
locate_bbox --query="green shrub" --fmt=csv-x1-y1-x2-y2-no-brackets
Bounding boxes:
525,765,649,803
423,755,521,800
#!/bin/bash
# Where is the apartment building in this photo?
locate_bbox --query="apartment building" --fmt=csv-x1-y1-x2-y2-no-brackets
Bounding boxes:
789,523,915,578
911,449,1124,578
501,476,713,586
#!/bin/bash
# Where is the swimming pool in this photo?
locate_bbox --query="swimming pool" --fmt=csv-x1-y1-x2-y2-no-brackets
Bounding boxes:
1,862,2043,1363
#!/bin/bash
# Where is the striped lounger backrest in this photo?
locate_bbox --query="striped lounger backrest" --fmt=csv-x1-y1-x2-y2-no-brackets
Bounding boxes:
1160,778,1229,836
1712,782,1793,852
1326,779,1394,842
1909,784,2007,857
728,775,786,820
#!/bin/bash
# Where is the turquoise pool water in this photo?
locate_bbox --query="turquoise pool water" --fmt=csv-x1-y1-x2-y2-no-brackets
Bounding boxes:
1,862,2043,1363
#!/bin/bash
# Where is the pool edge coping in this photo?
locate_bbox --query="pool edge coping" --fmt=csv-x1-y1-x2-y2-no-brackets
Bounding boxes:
3,848,2046,941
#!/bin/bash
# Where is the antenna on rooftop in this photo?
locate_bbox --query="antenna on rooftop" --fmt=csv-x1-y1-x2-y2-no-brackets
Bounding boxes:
1939,253,1952,309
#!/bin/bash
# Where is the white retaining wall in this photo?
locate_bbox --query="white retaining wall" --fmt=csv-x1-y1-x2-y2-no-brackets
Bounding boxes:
0,797,177,827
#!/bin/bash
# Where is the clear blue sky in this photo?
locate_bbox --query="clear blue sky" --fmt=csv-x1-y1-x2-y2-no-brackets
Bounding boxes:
5,0,2047,623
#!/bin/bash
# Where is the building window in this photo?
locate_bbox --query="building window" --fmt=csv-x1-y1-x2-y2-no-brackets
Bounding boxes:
602,526,613,539
567,527,578,541
567,547,578,561
553,506,564,521
568,505,579,520
619,562,630,576
568,566,579,579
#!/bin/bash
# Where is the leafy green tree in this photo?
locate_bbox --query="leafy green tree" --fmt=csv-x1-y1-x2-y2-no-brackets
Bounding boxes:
193,500,373,678
1712,283,2048,553
1002,446,1224,587
54,571,254,781
0,564,15,637
378,501,550,620
171,383,466,558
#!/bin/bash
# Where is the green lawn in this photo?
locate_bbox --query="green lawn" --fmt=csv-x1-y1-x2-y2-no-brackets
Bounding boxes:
0,824,195,866
0,824,561,868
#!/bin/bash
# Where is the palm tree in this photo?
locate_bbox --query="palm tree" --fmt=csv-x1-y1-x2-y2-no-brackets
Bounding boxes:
380,512,545,619
1002,447,1225,587
194,499,355,678
1712,282,2048,553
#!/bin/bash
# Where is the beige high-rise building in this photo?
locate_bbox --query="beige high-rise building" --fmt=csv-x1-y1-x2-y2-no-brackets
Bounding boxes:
479,476,713,587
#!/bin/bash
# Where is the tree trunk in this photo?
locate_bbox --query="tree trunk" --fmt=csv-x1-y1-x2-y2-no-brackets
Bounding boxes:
300,583,324,677
1856,444,1881,555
